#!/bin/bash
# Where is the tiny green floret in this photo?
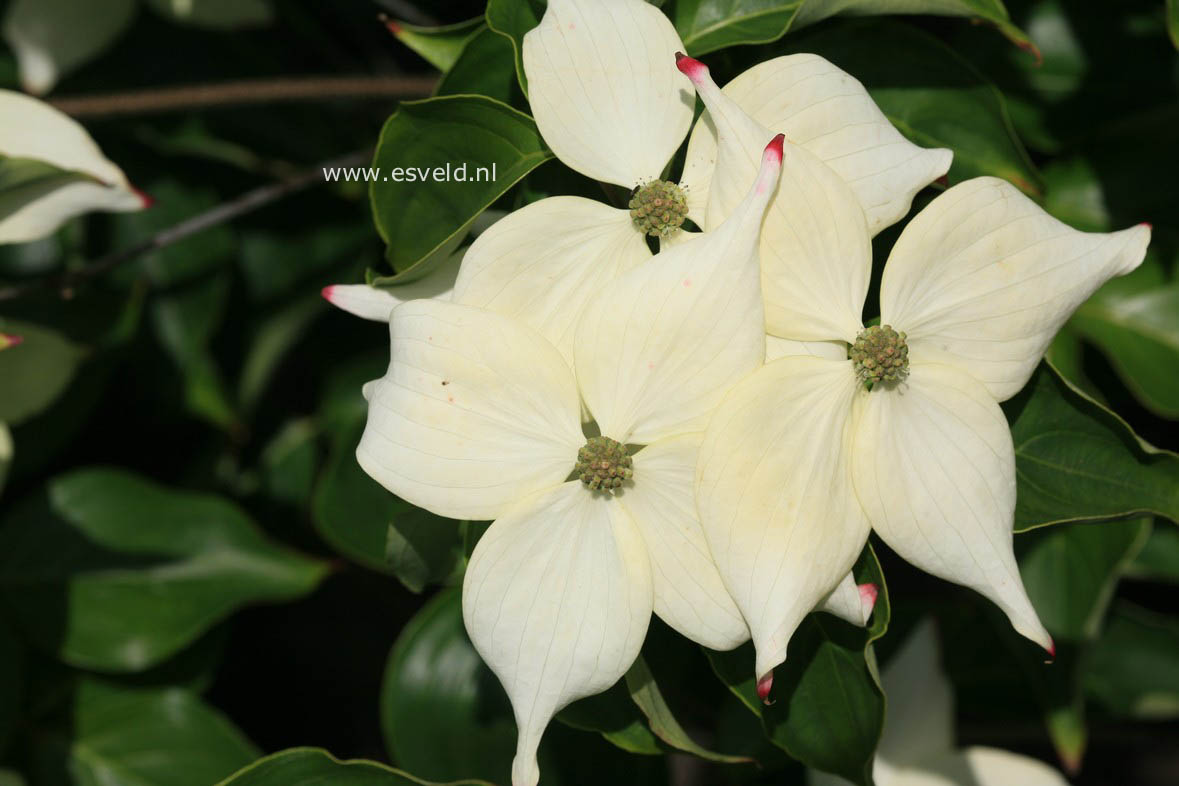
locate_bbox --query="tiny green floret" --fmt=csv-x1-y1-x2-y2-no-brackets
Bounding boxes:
851,325,909,388
629,180,688,237
576,436,633,493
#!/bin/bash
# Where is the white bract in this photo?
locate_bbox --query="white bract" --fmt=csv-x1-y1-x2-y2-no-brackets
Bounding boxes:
0,90,147,244
357,139,783,786
685,57,1151,686
811,620,1070,786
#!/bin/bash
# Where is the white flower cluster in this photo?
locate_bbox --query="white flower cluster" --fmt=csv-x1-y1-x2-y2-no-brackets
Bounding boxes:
325,1,1150,784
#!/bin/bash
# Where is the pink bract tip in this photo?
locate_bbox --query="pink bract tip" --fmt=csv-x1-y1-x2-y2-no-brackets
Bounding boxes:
756,671,774,704
765,133,784,164
320,285,335,302
857,583,878,609
1047,639,1056,659
382,16,403,35
674,52,708,82
1140,222,1152,230
132,186,155,209
1,333,24,347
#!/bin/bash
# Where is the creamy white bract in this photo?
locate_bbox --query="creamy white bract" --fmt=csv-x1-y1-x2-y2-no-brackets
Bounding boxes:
0,90,147,244
810,621,1070,786
682,54,1151,684
357,140,783,786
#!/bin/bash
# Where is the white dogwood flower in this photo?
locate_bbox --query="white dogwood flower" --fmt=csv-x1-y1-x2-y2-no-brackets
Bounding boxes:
811,620,1070,786
357,138,783,786
685,58,1151,686
0,89,148,244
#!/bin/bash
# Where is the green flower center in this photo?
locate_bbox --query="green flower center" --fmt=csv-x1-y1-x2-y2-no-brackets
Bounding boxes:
629,180,688,237
851,325,909,389
576,436,633,493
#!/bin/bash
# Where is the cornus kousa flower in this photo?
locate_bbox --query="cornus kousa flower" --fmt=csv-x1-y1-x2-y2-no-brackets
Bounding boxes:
357,139,785,786
687,60,1151,689
328,0,952,366
0,90,148,244
812,621,1069,786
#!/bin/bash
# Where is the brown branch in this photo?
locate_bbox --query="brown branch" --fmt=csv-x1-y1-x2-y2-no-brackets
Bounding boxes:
0,149,371,303
48,75,437,118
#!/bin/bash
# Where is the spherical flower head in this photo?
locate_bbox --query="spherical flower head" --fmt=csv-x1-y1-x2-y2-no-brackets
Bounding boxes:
629,180,689,237
851,324,909,388
576,436,633,493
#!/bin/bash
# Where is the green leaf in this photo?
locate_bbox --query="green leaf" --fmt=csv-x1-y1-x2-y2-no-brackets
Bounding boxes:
0,468,328,671
0,318,84,426
1126,522,1179,583
1004,363,1179,530
1086,603,1179,719
386,16,485,73
1,0,137,94
705,545,890,786
237,292,326,414
556,682,662,756
1070,264,1179,419
379,589,516,783
672,0,1035,58
1015,519,1151,769
259,418,319,509
437,27,520,105
624,656,751,765
219,748,494,786
0,155,98,222
484,0,543,94
313,418,464,587
369,95,551,284
1019,519,1151,641
38,679,259,786
151,273,239,431
775,20,1041,195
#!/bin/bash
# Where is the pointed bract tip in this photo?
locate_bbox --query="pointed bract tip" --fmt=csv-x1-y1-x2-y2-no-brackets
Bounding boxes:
857,582,878,610
132,186,155,209
674,52,708,82
756,671,774,704
1046,638,1056,661
765,133,784,164
380,14,403,35
0,333,24,349
320,285,336,303
1140,222,1152,230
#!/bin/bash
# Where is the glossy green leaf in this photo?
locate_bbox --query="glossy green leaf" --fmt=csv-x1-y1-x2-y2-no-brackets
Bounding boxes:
0,318,83,426
379,588,517,783
36,679,259,786
1070,265,1179,419
1126,522,1179,583
672,0,1034,57
313,418,464,587
151,273,238,431
775,20,1041,195
259,418,319,509
1086,602,1179,719
1014,518,1149,770
0,468,328,671
219,748,493,786
484,0,543,94
386,16,485,73
436,27,519,105
1019,519,1151,641
624,656,751,765
706,545,890,786
1005,363,1179,530
237,292,326,414
556,682,662,756
369,95,551,284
